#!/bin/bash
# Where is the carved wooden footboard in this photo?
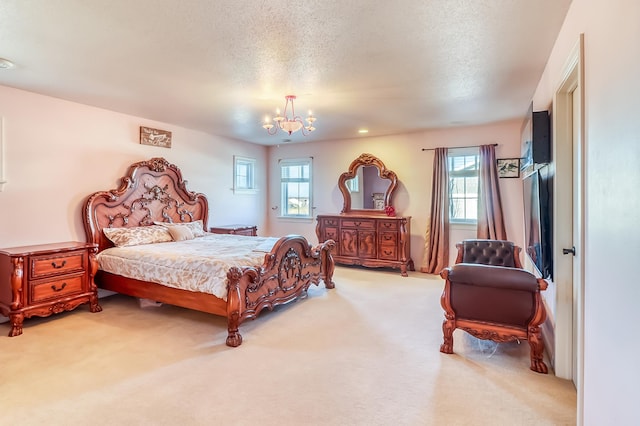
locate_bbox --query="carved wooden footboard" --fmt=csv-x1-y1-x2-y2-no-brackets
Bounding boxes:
225,236,335,346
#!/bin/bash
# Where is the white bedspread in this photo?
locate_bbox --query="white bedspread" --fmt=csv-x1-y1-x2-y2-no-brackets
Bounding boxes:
97,233,280,300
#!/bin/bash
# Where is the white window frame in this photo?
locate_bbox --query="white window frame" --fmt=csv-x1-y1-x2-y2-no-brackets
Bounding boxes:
448,147,480,224
233,156,257,194
279,157,313,219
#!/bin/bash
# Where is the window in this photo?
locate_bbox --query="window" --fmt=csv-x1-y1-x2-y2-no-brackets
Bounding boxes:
448,149,479,223
280,158,312,218
233,156,257,193
345,175,359,192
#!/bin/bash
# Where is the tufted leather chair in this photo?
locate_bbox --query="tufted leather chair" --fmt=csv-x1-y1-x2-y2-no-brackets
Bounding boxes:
439,239,549,373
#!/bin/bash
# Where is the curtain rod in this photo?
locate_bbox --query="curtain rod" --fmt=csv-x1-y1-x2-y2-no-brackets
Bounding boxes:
421,143,498,151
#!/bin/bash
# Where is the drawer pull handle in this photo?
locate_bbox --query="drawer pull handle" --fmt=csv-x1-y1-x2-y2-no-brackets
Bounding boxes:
384,223,392,228
384,250,393,255
51,283,67,292
51,260,67,269
354,222,361,226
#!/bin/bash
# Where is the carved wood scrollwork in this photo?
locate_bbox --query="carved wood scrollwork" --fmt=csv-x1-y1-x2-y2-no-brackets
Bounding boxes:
338,153,398,214
279,248,302,292
84,157,209,252
105,183,193,228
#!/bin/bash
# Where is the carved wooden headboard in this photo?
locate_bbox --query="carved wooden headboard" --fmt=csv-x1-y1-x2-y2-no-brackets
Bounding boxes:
83,157,209,252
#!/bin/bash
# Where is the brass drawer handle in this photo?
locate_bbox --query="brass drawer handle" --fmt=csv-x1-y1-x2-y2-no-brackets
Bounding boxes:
51,282,67,292
51,260,67,269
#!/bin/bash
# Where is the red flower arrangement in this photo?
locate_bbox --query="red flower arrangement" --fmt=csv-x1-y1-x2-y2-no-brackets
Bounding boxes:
384,205,396,217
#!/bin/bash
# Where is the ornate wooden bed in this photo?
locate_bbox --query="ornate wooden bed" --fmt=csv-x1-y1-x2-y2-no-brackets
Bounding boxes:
83,157,335,347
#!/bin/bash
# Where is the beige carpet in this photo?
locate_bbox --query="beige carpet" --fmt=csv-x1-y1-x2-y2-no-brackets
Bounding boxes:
0,266,576,425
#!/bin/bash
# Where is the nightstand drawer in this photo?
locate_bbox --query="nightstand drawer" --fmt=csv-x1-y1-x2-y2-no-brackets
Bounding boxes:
31,274,85,303
30,250,86,279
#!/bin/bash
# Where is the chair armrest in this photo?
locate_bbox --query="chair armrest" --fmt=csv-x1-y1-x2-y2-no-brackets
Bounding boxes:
442,263,540,292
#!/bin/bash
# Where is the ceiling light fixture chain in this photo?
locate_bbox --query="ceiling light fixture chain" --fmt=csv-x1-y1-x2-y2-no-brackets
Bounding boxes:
263,95,316,136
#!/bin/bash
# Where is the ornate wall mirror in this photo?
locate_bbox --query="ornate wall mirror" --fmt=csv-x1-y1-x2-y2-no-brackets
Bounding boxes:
338,153,398,214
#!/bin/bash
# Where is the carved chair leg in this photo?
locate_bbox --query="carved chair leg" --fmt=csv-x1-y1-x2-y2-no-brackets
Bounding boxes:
528,327,548,374
440,318,455,354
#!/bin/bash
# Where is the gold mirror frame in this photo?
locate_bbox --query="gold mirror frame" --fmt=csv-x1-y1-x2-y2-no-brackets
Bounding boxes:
338,153,398,214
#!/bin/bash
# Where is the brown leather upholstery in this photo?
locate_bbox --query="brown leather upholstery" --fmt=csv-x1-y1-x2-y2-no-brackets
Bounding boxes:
439,239,548,373
458,239,517,267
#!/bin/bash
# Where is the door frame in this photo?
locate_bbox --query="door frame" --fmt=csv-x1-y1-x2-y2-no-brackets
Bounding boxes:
553,34,585,422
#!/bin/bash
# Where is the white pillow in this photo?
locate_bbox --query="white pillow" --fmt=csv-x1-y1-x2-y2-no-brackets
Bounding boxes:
155,219,206,237
103,225,173,247
167,225,195,241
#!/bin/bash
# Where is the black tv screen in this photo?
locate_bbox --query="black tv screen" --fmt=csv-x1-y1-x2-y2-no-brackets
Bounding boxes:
523,168,553,279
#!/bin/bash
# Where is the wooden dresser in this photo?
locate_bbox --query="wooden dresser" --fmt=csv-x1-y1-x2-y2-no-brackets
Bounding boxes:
316,214,414,276
0,242,102,336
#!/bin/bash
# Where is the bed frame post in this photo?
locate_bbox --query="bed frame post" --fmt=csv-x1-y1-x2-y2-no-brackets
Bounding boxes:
319,240,336,289
225,266,246,347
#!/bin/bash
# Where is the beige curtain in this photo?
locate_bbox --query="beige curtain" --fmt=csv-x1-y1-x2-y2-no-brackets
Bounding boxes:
477,144,507,240
421,148,449,274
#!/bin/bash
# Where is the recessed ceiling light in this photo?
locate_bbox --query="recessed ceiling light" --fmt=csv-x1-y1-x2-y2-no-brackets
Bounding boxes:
358,129,369,134
0,58,15,69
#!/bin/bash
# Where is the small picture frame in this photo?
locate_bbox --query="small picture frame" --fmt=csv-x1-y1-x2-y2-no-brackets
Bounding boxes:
497,158,521,178
140,126,172,148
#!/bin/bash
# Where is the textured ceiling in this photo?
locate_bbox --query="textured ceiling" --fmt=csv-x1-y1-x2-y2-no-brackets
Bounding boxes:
0,1,572,145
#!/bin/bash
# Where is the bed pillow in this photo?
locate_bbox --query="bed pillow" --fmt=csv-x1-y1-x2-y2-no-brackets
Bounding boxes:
155,219,206,237
103,225,173,247
167,225,195,241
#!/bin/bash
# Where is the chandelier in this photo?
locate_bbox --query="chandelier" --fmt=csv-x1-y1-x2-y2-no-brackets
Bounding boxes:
262,95,316,136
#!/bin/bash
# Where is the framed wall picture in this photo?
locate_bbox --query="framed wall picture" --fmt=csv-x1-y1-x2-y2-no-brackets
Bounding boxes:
140,126,172,148
497,158,521,178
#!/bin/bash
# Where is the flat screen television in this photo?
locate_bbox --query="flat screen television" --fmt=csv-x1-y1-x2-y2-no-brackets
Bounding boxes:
523,167,553,279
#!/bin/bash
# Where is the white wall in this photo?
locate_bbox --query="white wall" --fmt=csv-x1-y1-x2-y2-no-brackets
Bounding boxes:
0,85,267,248
266,120,525,268
532,0,640,423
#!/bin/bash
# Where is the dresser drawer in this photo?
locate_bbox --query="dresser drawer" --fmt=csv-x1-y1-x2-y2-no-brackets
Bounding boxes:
322,227,339,241
30,250,86,279
320,218,339,227
379,245,398,260
379,231,397,245
30,274,85,303
341,219,375,229
378,220,398,231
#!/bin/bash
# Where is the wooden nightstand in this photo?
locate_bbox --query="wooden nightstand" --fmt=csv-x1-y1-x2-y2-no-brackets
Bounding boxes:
0,242,102,336
209,224,258,236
